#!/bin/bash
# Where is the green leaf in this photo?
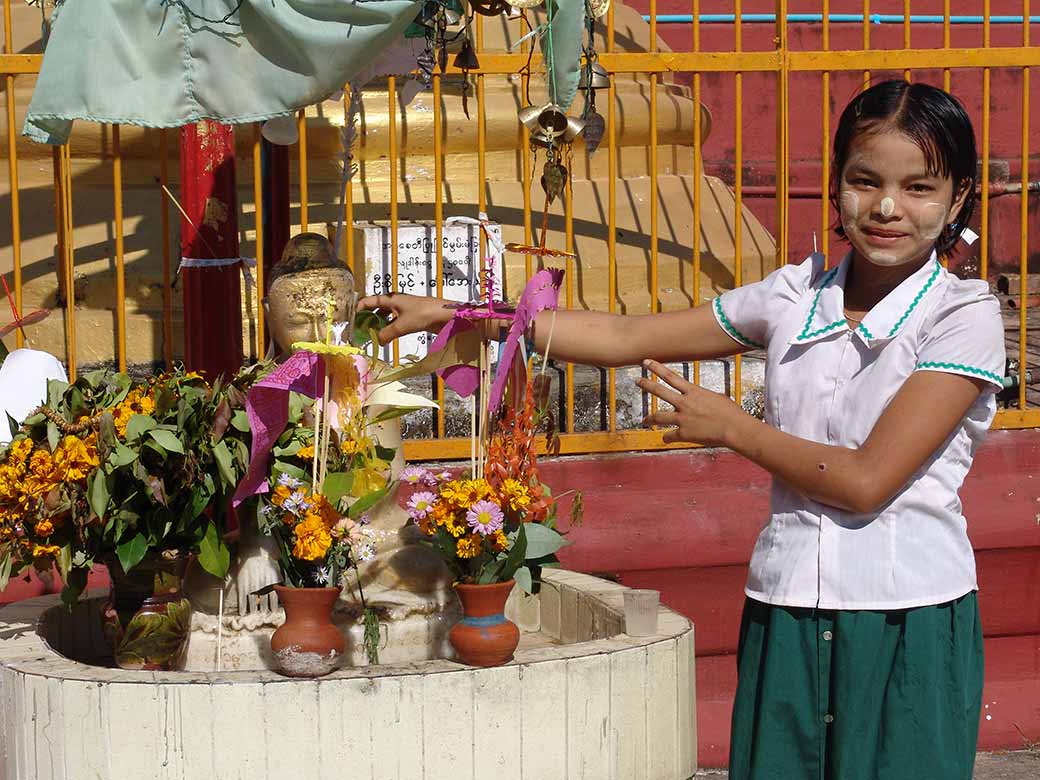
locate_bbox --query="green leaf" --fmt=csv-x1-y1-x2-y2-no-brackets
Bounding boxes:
523,522,568,560
197,522,230,579
351,310,389,347
116,532,150,574
46,421,60,450
109,444,138,468
6,413,18,441
367,406,424,425
273,461,310,483
514,565,533,594
0,550,12,591
212,440,235,487
322,472,354,507
498,522,528,582
60,568,88,607
125,414,156,442
230,409,250,432
347,486,389,518
87,470,110,519
47,378,69,408
56,544,72,582
148,429,185,454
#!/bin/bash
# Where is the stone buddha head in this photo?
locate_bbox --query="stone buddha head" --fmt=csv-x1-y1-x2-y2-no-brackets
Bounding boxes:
264,233,357,356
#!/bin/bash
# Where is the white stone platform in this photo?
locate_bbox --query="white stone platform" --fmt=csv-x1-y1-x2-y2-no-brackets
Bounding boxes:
0,570,697,780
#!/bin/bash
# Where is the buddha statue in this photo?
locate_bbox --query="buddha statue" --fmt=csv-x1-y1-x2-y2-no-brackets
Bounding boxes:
185,232,455,668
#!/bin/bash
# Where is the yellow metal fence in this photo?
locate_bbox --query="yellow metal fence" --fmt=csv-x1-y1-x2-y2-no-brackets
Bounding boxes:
1,1,1038,460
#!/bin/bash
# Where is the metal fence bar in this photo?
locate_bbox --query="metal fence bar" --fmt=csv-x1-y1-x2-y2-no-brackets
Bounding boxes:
1019,4,1031,410
388,76,400,366
252,123,265,358
343,87,355,273
821,0,831,266
112,124,126,372
4,0,21,348
980,4,992,281
606,2,618,432
649,0,660,419
434,71,446,438
733,0,744,406
298,109,309,232
692,0,702,388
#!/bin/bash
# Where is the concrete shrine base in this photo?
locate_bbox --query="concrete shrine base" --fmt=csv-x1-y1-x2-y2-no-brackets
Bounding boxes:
0,569,696,780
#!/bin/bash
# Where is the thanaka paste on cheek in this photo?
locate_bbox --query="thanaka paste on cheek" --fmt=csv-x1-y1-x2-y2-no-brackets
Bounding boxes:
919,202,949,241
841,190,900,265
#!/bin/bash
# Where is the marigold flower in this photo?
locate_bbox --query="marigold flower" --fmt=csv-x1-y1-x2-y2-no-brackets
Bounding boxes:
489,529,509,553
25,449,60,499
466,499,504,535
292,515,333,562
500,478,531,512
271,484,293,507
296,444,315,460
53,435,99,482
456,534,483,559
34,519,55,537
443,512,469,538
31,543,61,561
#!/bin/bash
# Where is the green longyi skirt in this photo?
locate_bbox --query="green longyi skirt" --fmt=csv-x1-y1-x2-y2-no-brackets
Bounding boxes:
728,592,984,780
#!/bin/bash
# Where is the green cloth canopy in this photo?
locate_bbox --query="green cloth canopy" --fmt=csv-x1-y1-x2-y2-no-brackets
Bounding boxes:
24,0,422,144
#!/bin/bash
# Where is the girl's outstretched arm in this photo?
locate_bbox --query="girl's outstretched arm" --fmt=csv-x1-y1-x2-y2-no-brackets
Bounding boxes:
357,294,746,367
638,361,987,514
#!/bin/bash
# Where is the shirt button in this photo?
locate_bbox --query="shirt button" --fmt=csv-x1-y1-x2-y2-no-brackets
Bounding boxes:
823,630,833,641
824,714,834,724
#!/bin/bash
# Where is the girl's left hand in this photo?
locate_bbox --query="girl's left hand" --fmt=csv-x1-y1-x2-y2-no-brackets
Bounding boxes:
636,359,745,447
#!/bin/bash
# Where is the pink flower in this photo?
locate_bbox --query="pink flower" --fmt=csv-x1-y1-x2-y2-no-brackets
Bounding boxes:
466,500,504,535
401,466,433,486
407,491,437,520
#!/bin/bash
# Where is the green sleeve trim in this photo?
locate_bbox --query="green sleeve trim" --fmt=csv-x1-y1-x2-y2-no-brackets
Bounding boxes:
888,260,941,337
713,296,764,349
797,266,841,340
916,361,1003,385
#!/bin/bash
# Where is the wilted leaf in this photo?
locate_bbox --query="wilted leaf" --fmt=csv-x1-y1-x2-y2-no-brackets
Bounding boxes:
143,473,168,506
210,398,231,442
212,440,235,488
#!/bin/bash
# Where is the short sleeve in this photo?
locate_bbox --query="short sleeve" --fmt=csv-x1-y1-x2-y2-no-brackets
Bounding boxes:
915,282,1005,391
711,254,818,349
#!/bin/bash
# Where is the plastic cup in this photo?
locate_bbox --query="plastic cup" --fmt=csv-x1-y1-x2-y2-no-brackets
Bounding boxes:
623,589,660,636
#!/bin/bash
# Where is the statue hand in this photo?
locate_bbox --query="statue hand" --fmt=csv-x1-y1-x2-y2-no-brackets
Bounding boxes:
236,534,282,615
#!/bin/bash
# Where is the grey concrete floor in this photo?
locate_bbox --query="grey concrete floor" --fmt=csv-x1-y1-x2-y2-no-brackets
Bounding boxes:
693,750,1040,778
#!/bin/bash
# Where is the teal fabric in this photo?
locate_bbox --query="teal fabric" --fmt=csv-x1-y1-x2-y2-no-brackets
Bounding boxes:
541,0,584,111
729,593,984,780
24,0,422,144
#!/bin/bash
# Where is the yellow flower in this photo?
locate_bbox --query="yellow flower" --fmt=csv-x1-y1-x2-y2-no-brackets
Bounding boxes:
296,444,315,460
443,512,468,538
489,529,509,553
110,388,156,438
500,479,531,512
292,515,333,562
31,543,61,561
271,484,293,507
456,534,483,559
7,438,32,467
53,435,99,482
25,449,60,499
34,519,55,537
438,480,465,507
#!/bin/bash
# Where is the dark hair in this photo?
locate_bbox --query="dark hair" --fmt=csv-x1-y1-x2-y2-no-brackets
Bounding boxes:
830,80,978,256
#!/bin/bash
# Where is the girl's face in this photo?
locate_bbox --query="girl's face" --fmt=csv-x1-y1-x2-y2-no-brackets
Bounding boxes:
838,129,969,268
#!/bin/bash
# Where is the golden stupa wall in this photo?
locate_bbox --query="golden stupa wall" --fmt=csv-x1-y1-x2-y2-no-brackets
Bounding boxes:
0,3,775,369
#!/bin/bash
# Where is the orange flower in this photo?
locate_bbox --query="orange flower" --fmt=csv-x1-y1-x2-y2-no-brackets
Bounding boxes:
34,519,55,537
488,529,509,553
456,534,483,559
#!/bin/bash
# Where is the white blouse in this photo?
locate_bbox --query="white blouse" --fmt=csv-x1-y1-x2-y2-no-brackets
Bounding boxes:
712,252,1005,610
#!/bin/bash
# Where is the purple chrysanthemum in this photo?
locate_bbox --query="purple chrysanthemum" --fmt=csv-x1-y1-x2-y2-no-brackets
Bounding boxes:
466,499,504,535
401,465,433,485
406,491,438,520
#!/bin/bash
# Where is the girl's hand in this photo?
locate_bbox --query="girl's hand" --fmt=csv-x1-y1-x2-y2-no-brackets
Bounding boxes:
357,293,454,345
636,359,746,447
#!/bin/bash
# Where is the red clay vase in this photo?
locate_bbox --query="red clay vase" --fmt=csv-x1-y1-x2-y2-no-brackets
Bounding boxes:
449,580,520,667
271,586,344,677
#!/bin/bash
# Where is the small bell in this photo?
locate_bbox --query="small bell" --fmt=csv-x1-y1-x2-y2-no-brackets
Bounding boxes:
518,105,542,132
578,62,610,91
563,116,586,143
536,105,569,139
453,39,480,71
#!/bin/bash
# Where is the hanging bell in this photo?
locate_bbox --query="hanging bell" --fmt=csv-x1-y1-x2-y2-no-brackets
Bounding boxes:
453,39,480,71
261,115,299,146
562,116,586,143
536,104,569,139
518,105,542,132
578,62,611,91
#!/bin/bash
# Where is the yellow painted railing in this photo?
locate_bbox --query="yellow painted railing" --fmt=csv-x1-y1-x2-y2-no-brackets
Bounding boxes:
1,1,1036,462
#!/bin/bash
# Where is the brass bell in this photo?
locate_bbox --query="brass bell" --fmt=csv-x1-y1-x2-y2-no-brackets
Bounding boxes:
578,62,610,91
453,40,480,71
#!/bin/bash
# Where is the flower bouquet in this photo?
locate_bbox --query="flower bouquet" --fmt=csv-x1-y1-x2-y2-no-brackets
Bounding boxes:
0,366,254,668
234,307,438,673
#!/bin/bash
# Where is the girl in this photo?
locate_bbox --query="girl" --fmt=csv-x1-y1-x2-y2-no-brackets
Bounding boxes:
359,80,1004,780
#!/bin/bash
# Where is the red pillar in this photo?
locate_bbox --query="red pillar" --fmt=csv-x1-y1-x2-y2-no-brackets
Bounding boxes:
179,121,243,379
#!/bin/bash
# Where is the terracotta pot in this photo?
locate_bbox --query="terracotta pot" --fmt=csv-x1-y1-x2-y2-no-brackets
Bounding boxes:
270,585,344,677
449,579,520,667
100,554,193,671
